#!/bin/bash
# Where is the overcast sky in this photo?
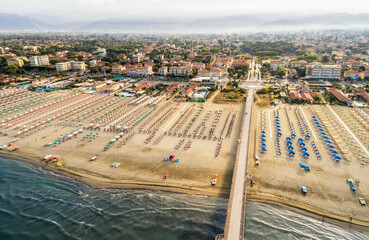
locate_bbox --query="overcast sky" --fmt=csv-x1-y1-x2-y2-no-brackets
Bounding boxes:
2,0,369,23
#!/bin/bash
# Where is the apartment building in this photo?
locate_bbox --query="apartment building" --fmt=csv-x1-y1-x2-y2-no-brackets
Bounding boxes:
158,67,168,75
270,61,287,71
169,66,192,76
344,70,360,80
111,64,126,74
132,54,144,62
30,55,50,66
305,64,342,79
7,58,24,67
197,70,210,78
56,61,86,72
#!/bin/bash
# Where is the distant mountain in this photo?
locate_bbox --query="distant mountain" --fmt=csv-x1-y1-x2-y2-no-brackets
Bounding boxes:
0,13,45,30
1,12,369,32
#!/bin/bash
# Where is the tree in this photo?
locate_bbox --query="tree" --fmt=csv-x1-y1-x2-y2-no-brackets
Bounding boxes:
359,66,366,71
321,55,330,63
276,67,286,78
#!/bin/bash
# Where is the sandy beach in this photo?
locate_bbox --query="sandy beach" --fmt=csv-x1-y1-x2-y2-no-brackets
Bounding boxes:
0,92,243,197
247,104,369,230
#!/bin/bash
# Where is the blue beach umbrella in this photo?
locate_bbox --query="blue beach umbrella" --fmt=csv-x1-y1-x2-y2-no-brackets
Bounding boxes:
299,142,306,146
323,136,329,139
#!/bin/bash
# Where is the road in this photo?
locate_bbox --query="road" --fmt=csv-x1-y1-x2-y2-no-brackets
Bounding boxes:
223,87,255,240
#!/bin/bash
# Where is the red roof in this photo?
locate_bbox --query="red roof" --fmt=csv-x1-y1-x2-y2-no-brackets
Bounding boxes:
132,82,150,92
289,92,301,100
328,87,351,103
299,91,313,102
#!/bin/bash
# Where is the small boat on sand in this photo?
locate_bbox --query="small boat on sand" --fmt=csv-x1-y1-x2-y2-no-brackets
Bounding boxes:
44,154,52,160
301,186,307,194
359,197,366,206
90,156,97,161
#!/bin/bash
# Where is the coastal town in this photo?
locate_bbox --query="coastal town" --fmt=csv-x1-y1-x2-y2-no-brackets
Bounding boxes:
2,31,369,238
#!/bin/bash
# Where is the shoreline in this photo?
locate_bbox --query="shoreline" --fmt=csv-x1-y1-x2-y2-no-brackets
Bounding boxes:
247,192,369,233
2,152,369,233
0,152,230,198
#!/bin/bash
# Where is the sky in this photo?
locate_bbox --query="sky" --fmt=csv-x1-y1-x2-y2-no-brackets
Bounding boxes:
2,0,369,23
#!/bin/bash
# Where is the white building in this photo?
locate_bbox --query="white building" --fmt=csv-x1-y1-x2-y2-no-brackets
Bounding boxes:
305,64,342,80
23,46,38,52
96,48,107,58
56,61,86,72
30,55,50,66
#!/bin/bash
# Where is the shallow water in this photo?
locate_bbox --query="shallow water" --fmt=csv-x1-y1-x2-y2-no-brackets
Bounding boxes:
0,156,368,240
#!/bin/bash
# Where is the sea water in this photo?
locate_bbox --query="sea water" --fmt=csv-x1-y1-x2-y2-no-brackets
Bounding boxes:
0,156,368,240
